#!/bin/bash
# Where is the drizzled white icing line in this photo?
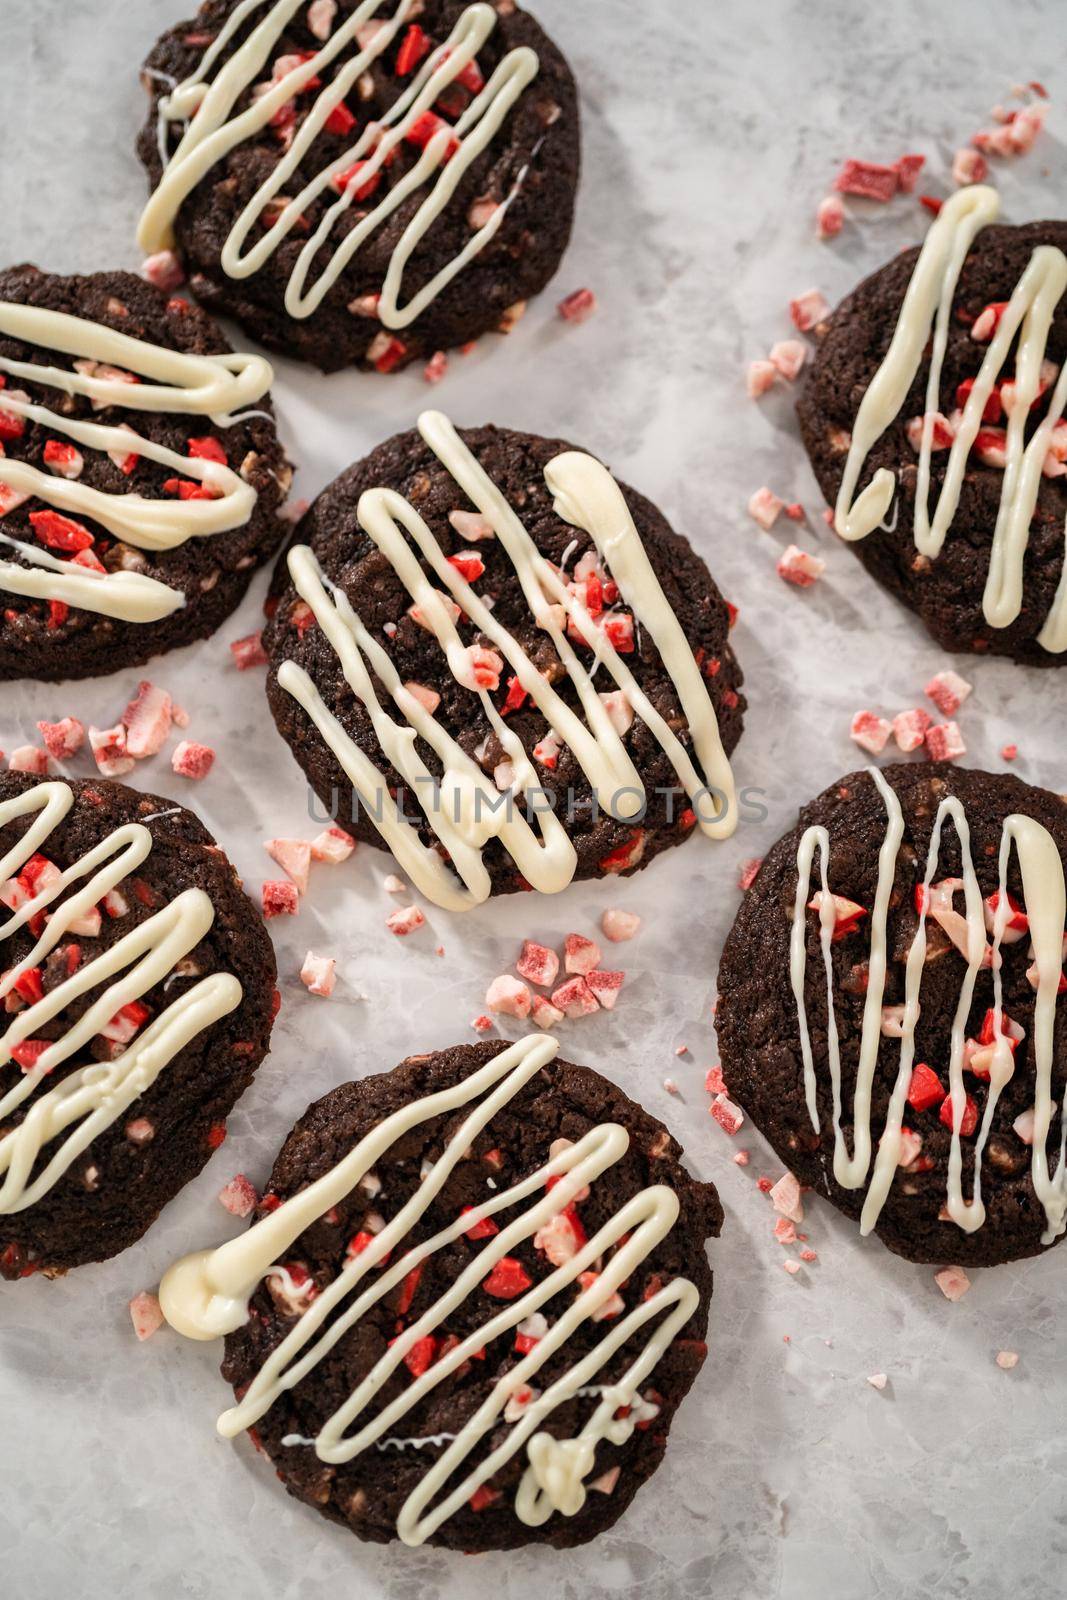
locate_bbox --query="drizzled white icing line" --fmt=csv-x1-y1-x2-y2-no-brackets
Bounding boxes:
278,410,736,910
0,301,273,622
158,1034,700,1543
138,1,540,331
0,781,242,1213
833,184,1067,652
790,768,1067,1241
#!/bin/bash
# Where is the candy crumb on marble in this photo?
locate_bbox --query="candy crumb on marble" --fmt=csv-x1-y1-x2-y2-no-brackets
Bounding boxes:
892,708,931,753
777,545,826,587
733,1150,750,1166
8,745,49,774
782,1259,801,1276
310,825,356,863
530,995,565,1029
123,680,172,758
585,968,624,1009
995,1350,1019,1370
663,1078,680,1095
516,940,559,987
265,837,311,895
953,147,989,186
262,879,298,918
935,1264,972,1302
799,1248,818,1263
738,857,763,890
747,359,778,399
774,1218,797,1245
769,339,807,381
486,975,532,1019
710,1093,744,1134
925,721,966,762
769,1172,805,1222
557,287,597,323
471,1014,494,1032
925,669,972,716
171,740,214,779
564,932,601,975
748,486,784,530
300,951,336,997
816,193,845,237
218,1174,259,1217
129,1290,164,1341
423,351,448,384
789,288,831,331
1001,744,1019,761
230,631,268,669
383,873,406,892
676,1044,689,1057
387,904,425,937
550,975,599,1018
601,907,641,942
88,724,133,778
705,1064,726,1093
850,710,892,755
36,717,85,760
867,1372,888,1390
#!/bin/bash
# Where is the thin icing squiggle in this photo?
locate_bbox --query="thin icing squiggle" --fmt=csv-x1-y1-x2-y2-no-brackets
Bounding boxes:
0,781,242,1213
158,1034,702,1544
0,301,274,622
833,184,1067,651
277,410,737,910
790,768,1067,1241
138,0,541,331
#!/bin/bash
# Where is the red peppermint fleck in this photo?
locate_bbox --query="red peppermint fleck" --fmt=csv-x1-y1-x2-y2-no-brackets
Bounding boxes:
29,510,94,552
557,288,597,324
482,1256,532,1299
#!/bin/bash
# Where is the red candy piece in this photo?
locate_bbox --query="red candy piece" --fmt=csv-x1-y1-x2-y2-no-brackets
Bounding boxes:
395,22,430,74
403,1335,439,1379
834,158,901,202
939,1091,979,1137
906,1062,944,1112
187,435,227,464
482,1256,532,1299
29,510,93,552
461,1206,499,1240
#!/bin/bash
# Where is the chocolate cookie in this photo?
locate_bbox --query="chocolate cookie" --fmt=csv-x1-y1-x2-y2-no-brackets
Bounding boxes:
162,1035,721,1550
797,187,1067,664
716,761,1067,1268
136,0,580,372
0,772,277,1279
0,265,291,681
262,413,746,908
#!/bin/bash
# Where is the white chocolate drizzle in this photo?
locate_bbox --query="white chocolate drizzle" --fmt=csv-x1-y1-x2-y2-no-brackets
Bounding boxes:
0,301,274,622
0,781,242,1213
278,410,737,910
834,184,1067,652
138,0,541,331
790,768,1067,1241
158,1034,702,1544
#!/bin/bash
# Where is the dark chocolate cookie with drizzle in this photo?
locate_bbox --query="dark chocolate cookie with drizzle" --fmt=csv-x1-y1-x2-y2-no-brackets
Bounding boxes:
717,762,1067,1267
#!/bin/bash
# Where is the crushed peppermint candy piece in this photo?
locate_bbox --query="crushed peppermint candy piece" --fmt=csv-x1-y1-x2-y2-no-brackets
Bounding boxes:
129,1290,165,1341
550,975,599,1019
733,1149,750,1166
8,746,50,775
748,486,784,530
777,545,826,587
423,351,448,385
564,933,601,975
585,968,624,1010
850,710,892,755
218,1174,259,1217
934,1265,971,1301
892,708,931,753
530,995,565,1028
782,1258,801,1276
925,670,972,716
516,940,560,987
952,147,988,186
310,826,355,864
925,721,966,762
789,288,831,332
265,838,311,896
737,857,763,890
171,740,214,779
383,874,405,893
906,411,955,452
89,724,134,778
123,681,173,758
601,907,641,942
995,1350,1019,1370
557,288,597,324
816,193,845,238
710,1093,744,1135
747,359,778,399
306,0,337,40
142,250,184,291
833,157,903,202
387,904,425,937
300,951,336,997
486,974,532,1018
769,339,807,381
866,1372,888,1390
471,1013,494,1032
1001,744,1018,762
36,717,85,761
769,1172,804,1223
230,631,268,669
262,880,298,918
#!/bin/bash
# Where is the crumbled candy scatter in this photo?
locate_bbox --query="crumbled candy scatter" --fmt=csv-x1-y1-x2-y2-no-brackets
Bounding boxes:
563,933,601,975
733,1150,750,1166
310,826,355,863
816,193,845,238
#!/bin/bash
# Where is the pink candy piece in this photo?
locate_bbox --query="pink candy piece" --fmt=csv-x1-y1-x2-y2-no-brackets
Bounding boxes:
564,932,601,975
485,974,532,1019
926,721,966,762
906,411,955,452
550,975,599,1019
35,720,83,761
310,825,356,863
925,669,972,716
8,746,49,775
601,907,641,942
129,1290,165,1341
733,1149,750,1166
850,710,892,755
306,0,338,40
867,1372,888,1390
774,1217,797,1244
892,708,931,753
423,351,448,385
705,1064,727,1094
89,724,134,778
530,995,565,1028
934,1265,972,1302
557,288,597,324
777,545,826,587
789,288,831,332
123,680,173,758
782,1259,801,1276
262,879,298,917
171,740,214,779
710,1093,744,1135
747,359,778,399
448,508,495,541
833,158,901,202
897,1127,924,1167
386,904,425,937
737,857,763,891
769,1172,804,1223
516,940,559,987
218,1174,259,1217
300,951,336,997
265,837,311,895
952,147,988,186
230,631,269,670
893,153,926,192
816,193,845,238
996,1350,1019,1370
586,968,624,1010
471,1014,494,1032
748,486,784,530
1001,744,1019,762
142,250,185,291
769,339,807,381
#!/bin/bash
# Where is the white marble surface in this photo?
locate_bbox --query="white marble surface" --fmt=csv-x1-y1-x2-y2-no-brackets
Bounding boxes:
1,2,1065,1596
